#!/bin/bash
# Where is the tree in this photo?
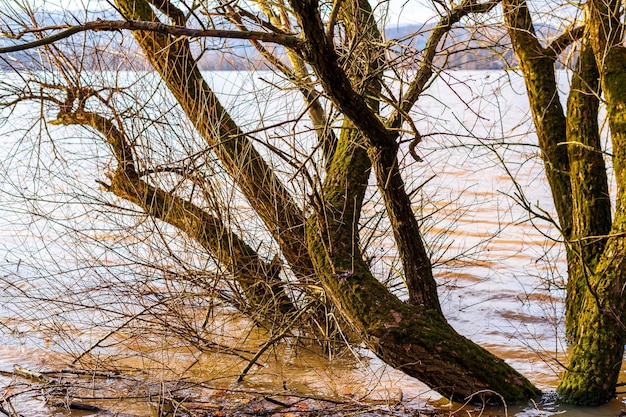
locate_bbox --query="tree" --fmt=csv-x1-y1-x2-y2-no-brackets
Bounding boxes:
502,0,626,405
6,0,607,405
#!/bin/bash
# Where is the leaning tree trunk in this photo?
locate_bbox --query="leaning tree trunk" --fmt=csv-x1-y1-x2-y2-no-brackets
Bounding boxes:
115,0,314,282
113,0,349,342
305,126,540,401
50,110,296,326
291,0,540,402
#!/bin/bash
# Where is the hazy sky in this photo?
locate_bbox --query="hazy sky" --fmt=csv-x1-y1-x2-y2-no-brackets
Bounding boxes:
38,0,437,24
384,0,438,23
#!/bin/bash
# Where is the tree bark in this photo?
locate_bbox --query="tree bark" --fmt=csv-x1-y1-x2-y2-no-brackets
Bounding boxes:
51,110,295,325
292,0,539,401
557,0,626,404
557,245,626,404
564,34,611,341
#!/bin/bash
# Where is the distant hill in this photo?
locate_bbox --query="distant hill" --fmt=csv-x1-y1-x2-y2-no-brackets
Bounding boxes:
0,11,564,71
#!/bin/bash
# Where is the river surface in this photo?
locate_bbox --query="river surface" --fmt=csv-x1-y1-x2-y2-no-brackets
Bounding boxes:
0,70,624,416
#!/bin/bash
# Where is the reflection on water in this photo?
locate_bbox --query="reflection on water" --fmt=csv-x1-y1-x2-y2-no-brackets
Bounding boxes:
0,70,624,416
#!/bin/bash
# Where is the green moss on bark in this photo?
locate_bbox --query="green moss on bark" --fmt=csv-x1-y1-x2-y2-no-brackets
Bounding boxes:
565,35,612,341
306,213,540,402
558,255,626,404
557,0,626,405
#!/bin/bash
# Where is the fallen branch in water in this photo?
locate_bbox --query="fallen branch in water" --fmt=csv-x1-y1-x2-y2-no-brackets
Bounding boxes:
12,365,51,383
0,366,446,417
50,401,143,417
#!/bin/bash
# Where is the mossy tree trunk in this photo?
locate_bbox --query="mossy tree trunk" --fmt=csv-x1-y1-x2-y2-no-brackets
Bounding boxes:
563,35,612,343
503,0,626,404
290,0,538,402
557,0,626,404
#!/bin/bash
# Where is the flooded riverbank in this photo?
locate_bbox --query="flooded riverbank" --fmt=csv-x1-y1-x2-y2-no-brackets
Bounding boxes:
0,70,624,416
0,289,624,417
1,338,625,416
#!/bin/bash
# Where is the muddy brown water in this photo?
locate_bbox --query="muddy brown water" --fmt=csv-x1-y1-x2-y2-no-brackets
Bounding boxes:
0,70,625,416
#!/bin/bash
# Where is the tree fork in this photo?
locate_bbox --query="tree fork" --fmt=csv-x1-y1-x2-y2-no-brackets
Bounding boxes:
290,0,539,400
306,122,539,402
558,0,626,404
305,211,540,402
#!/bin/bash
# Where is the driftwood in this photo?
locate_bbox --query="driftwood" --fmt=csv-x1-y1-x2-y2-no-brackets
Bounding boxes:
12,365,51,383
0,366,444,416
49,401,142,417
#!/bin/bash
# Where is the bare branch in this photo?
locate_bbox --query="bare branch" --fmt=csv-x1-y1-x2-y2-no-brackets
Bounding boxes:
50,108,297,325
325,0,345,44
146,0,186,25
0,19,303,54
288,1,395,147
546,25,585,57
225,2,338,165
231,4,290,36
388,0,501,130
